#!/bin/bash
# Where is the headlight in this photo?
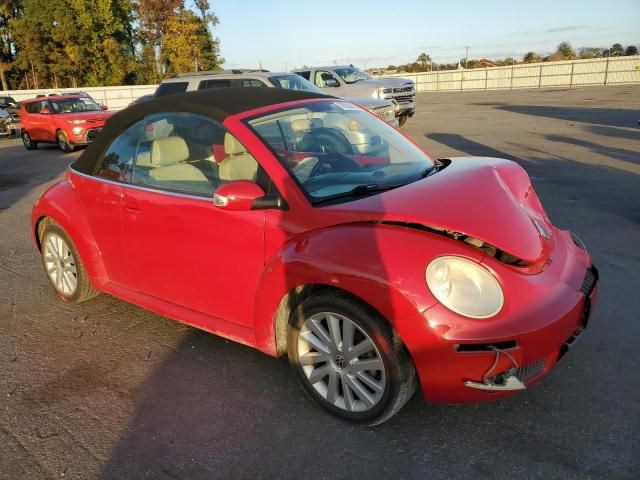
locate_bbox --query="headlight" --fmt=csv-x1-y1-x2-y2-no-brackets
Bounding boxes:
425,256,504,319
71,127,84,135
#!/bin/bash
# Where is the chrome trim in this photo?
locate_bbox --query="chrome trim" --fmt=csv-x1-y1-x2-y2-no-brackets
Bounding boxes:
464,375,526,391
69,167,215,203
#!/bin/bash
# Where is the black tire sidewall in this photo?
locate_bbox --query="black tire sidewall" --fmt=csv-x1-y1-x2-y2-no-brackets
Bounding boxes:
22,131,36,150
41,224,86,303
57,131,72,152
287,292,414,424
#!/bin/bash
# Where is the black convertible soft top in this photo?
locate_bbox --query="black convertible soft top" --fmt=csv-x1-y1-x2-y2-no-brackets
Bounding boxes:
72,87,333,174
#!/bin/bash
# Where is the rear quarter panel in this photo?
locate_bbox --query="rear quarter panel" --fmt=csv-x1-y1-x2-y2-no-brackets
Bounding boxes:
32,176,108,288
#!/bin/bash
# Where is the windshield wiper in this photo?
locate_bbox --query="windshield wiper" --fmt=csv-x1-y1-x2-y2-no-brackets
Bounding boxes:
313,183,403,205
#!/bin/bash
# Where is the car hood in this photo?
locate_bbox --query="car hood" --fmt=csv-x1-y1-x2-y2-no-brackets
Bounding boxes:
351,77,413,88
324,157,553,264
344,97,393,109
59,111,113,123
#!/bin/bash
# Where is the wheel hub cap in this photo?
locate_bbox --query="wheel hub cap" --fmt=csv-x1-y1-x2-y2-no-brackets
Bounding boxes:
333,354,347,371
43,233,78,296
297,312,386,413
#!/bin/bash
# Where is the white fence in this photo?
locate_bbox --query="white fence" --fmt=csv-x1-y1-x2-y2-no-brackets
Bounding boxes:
2,56,639,109
379,55,640,92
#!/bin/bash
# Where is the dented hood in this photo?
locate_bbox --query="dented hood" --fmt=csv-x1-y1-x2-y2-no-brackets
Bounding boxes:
327,157,551,264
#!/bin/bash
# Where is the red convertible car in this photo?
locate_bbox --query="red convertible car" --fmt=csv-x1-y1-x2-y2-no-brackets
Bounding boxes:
31,88,598,424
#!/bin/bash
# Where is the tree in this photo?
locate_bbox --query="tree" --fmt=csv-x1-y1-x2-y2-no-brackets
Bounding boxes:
625,45,638,56
610,43,624,56
416,52,432,70
523,51,541,63
578,47,604,59
0,0,22,90
164,9,221,74
556,41,576,59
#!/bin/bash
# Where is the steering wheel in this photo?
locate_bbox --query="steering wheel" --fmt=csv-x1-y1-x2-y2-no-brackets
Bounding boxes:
299,127,354,156
307,152,363,179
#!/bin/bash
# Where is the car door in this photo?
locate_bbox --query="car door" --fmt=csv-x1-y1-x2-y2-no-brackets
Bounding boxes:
39,100,57,142
313,69,345,96
120,112,266,327
73,119,145,287
25,101,44,140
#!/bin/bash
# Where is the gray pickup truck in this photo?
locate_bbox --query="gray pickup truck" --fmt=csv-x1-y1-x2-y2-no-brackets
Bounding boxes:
292,65,416,126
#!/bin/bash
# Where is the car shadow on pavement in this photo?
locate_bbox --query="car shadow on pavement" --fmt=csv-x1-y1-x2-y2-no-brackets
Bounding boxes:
0,140,75,211
496,105,640,128
543,134,640,165
97,319,638,480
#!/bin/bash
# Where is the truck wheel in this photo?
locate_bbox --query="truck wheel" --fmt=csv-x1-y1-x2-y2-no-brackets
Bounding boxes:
398,115,408,127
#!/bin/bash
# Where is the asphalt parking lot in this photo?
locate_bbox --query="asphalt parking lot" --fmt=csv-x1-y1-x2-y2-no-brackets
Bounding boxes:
1,85,639,480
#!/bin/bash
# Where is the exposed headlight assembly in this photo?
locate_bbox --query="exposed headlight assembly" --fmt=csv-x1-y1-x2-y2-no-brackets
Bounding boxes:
426,256,504,319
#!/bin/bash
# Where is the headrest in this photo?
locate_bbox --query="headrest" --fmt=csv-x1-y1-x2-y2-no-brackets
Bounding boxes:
151,136,189,166
224,133,247,155
291,119,311,132
291,118,324,132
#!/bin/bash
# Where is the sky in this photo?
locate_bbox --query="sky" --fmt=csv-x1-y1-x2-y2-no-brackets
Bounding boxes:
210,0,640,71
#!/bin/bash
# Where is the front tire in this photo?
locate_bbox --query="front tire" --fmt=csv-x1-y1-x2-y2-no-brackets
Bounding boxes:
22,131,37,150
41,221,99,303
57,130,75,153
287,290,417,425
398,115,408,127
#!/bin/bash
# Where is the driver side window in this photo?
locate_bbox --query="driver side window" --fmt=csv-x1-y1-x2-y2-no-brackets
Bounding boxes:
314,71,339,88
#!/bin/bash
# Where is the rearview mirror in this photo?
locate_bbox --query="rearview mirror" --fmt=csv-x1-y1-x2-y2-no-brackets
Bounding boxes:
324,78,339,87
213,181,266,211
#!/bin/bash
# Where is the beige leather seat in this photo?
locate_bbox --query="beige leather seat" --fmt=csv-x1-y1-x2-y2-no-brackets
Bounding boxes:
218,133,258,181
148,136,208,183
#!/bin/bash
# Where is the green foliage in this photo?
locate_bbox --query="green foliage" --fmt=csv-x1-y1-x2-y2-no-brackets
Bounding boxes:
556,41,576,59
609,43,624,56
625,45,638,56
1,0,222,89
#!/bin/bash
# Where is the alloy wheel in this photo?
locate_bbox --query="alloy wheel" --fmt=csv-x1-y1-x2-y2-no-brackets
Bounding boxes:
57,132,72,152
43,233,78,295
297,312,386,413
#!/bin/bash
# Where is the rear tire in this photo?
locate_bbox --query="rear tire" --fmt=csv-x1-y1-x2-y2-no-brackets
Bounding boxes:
22,131,37,150
40,220,99,303
287,290,417,425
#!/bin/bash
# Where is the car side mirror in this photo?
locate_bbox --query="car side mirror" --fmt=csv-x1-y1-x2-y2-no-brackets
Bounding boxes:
100,104,108,111
324,78,339,87
214,181,266,211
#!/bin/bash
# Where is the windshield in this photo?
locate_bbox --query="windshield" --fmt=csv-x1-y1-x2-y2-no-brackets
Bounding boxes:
50,97,102,114
334,67,373,84
248,101,434,205
270,75,323,94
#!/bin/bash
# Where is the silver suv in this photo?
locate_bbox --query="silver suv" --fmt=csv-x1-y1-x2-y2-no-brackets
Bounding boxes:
154,70,397,127
292,65,416,126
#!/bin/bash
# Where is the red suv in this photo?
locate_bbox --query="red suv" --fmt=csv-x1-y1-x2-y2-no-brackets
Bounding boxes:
20,95,112,152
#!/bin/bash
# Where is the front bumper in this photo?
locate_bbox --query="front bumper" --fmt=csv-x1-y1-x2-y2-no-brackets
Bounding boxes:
404,230,599,404
69,127,103,146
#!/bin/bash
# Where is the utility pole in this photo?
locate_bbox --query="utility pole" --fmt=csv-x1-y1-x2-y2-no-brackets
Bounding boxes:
465,46,469,68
